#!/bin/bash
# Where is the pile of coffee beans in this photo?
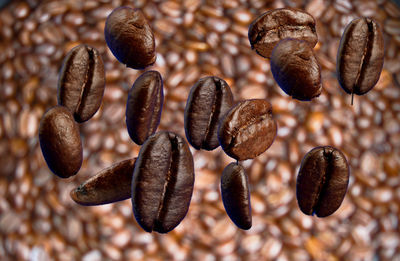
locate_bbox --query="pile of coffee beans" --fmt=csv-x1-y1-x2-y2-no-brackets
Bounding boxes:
2,0,400,259
38,4,385,233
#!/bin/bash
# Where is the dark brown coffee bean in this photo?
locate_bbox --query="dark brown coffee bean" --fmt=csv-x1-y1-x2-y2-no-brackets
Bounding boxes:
218,99,277,161
296,146,350,217
70,158,136,206
57,44,105,123
221,163,252,230
184,76,234,151
39,106,82,178
337,18,384,97
132,131,194,233
270,38,322,101
248,8,317,59
126,71,164,145
105,6,156,70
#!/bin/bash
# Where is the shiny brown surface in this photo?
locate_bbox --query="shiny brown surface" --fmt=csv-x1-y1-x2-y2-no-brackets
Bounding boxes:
248,7,317,58
337,18,385,95
271,38,322,101
132,131,194,233
104,6,156,69
70,158,136,206
1,0,400,260
38,106,82,178
218,99,277,161
184,76,234,150
57,44,105,123
221,162,252,230
296,146,350,217
126,70,164,145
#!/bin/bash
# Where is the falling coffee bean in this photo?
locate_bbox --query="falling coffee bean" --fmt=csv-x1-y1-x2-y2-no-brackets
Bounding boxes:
70,158,136,206
337,18,384,103
184,76,234,151
218,99,277,161
248,8,317,59
221,163,252,230
39,106,82,178
270,38,322,101
105,6,156,70
126,71,164,145
296,146,350,217
57,44,105,123
132,131,194,233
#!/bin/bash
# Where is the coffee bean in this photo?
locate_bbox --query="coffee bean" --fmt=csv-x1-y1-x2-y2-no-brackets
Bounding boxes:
221,162,252,230
132,131,194,233
296,146,350,217
337,18,384,97
126,71,164,145
105,6,156,70
270,38,322,101
57,44,105,123
184,76,234,151
39,106,82,178
218,99,277,161
248,8,318,59
70,158,136,206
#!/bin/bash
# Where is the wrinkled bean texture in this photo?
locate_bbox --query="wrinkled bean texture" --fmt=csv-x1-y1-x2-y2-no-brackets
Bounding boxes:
296,146,350,218
105,6,156,70
184,76,234,151
70,158,136,206
132,131,194,233
57,44,105,123
39,106,82,178
271,38,322,101
126,71,164,145
337,18,384,95
218,99,277,161
248,8,317,59
221,163,252,230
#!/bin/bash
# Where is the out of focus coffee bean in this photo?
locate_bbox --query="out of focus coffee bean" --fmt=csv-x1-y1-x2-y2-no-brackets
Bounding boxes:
132,131,194,233
39,106,82,178
57,44,105,123
296,146,349,217
271,38,322,101
218,99,277,161
70,158,136,206
337,18,384,96
126,71,163,145
184,76,234,151
104,6,156,69
248,8,318,59
221,162,252,230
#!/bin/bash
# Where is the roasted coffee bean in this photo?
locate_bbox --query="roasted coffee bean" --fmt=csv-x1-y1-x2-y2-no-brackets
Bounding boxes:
39,106,82,178
184,76,234,151
248,8,317,59
132,131,194,233
270,38,322,101
221,162,252,230
218,99,277,161
70,158,136,206
126,71,164,145
296,146,350,217
337,18,384,98
105,6,156,70
57,44,105,123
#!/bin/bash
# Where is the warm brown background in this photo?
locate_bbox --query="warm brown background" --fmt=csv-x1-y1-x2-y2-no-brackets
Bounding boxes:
0,0,399,260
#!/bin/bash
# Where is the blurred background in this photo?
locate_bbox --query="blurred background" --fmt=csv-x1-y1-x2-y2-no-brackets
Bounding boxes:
0,0,399,260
